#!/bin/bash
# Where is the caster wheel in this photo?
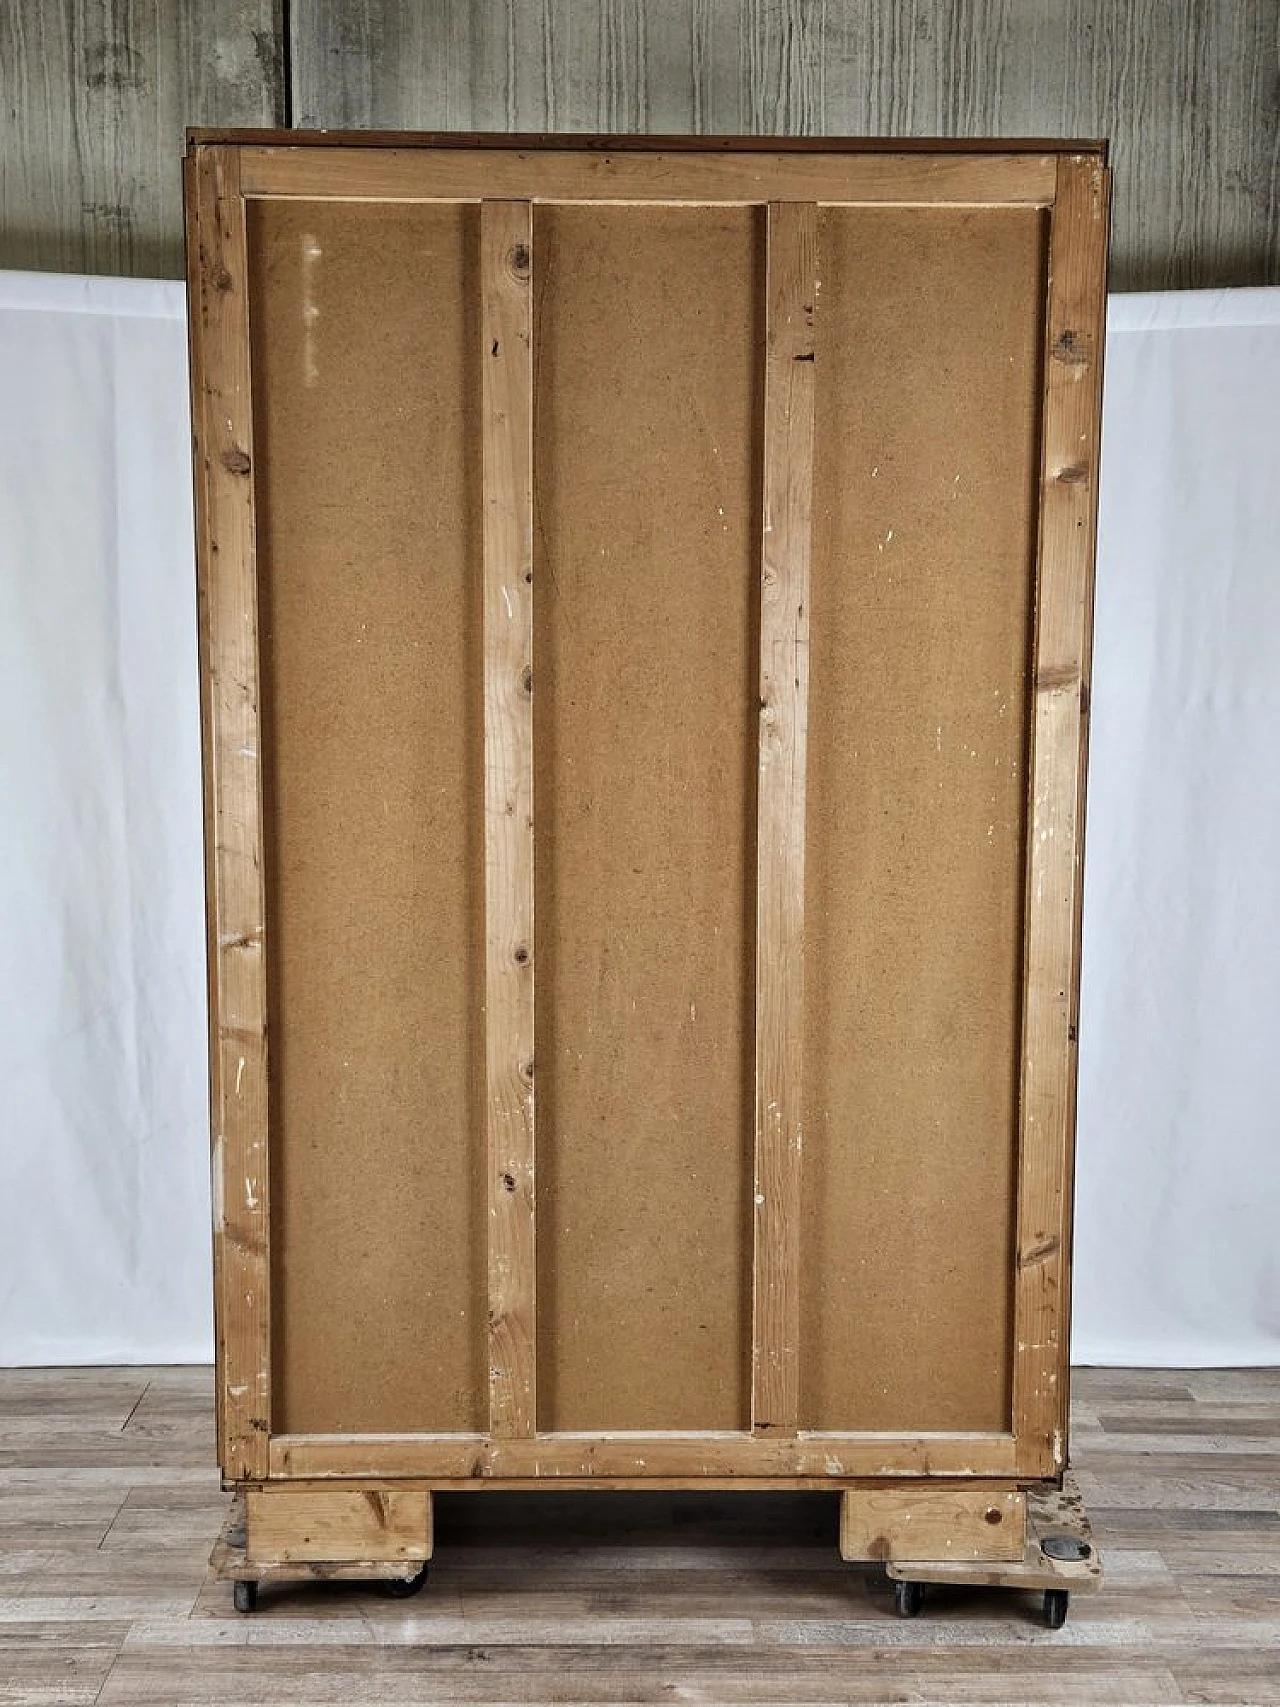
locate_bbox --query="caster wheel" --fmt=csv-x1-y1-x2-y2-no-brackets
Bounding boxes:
1044,1588,1069,1629
232,1578,258,1614
893,1578,925,1619
383,1562,430,1598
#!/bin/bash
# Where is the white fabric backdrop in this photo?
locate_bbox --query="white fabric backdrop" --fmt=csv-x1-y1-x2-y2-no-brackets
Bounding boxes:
0,272,211,1362
0,271,1276,1366
1073,289,1280,1365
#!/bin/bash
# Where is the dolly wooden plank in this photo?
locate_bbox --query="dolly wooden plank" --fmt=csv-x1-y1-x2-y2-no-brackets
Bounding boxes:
1013,154,1110,1478
237,146,1058,208
752,201,818,1439
269,1429,1018,1481
245,1488,432,1565
187,145,270,1482
214,1494,426,1582
840,1487,1026,1563
885,1471,1101,1591
482,200,537,1439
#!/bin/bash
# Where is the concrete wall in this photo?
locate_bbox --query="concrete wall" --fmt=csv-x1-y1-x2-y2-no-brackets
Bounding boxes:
2,1,1277,289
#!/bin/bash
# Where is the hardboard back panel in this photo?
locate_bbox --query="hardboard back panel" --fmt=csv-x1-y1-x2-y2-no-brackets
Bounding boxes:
532,204,761,1432
190,138,1107,1481
247,199,487,1434
801,205,1047,1432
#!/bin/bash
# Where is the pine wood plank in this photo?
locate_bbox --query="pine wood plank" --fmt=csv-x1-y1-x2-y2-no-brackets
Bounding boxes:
267,1430,1019,1481
481,199,537,1441
237,146,1058,206
186,145,270,1482
840,1487,1026,1563
752,200,817,1439
244,1488,431,1566
1013,154,1111,1478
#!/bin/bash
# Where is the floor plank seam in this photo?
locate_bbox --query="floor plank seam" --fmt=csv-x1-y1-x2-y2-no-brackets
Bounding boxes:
118,1380,151,1434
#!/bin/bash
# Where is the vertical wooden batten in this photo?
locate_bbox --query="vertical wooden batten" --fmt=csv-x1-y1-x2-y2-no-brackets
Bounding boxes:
481,200,537,1439
752,201,818,1437
1013,155,1110,1476
187,145,271,1481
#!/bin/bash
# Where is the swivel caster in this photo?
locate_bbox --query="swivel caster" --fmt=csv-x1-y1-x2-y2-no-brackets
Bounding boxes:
232,1578,258,1614
383,1562,430,1598
893,1578,925,1618
1044,1588,1069,1629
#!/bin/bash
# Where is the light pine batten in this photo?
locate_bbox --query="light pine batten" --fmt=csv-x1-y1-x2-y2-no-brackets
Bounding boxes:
752,200,818,1438
481,199,538,1440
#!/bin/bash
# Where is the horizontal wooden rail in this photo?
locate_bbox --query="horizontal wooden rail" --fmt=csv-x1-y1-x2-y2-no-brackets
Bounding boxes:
237,147,1058,207
269,1431,1020,1480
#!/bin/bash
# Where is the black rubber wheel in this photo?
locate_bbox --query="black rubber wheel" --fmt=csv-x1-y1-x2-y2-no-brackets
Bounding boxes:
893,1578,925,1619
1044,1588,1069,1629
232,1578,258,1614
383,1562,430,1598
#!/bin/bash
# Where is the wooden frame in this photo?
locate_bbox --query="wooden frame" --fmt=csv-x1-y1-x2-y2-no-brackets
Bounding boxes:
1013,152,1110,1476
186,134,1109,1517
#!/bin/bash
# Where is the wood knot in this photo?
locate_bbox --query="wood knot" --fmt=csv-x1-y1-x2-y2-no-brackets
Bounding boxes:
513,944,530,966
1055,461,1089,485
1051,330,1088,366
985,1506,1004,1525
511,243,530,275
501,1173,516,1192
521,665,533,694
215,267,233,293
1018,1234,1061,1270
220,447,251,476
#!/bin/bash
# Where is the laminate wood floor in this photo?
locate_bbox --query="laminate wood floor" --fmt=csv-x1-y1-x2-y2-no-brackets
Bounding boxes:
1,1367,1277,1705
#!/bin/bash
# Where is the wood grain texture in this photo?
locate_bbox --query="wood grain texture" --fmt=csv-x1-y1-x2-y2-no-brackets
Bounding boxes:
187,147,270,1483
1013,155,1110,1479
245,1488,431,1565
839,1487,1026,1563
0,0,280,275
886,1471,1099,1589
238,145,1057,204
268,1431,1019,1482
5,1366,1280,1702
752,201,816,1440
481,200,537,1440
288,0,1279,291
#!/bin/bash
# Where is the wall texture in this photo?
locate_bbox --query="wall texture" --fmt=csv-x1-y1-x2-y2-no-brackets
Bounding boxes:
2,1,1277,289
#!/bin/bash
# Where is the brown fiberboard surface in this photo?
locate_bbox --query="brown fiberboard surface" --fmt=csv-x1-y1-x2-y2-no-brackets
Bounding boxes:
532,204,762,1432
248,200,486,1434
240,180,1056,1443
800,206,1048,1432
